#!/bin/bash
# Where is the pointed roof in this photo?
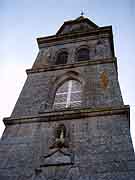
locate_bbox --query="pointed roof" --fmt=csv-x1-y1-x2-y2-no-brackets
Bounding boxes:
56,16,99,35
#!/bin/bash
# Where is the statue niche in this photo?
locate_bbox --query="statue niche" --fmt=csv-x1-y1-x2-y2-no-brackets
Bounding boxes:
50,124,68,149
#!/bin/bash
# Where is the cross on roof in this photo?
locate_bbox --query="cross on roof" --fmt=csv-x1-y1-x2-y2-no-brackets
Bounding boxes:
80,11,84,16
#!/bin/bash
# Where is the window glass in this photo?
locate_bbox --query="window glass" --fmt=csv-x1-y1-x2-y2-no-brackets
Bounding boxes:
53,80,81,109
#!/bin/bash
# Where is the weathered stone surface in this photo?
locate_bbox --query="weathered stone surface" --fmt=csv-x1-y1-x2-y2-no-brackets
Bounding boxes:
0,16,135,179
1,110,135,179
11,61,123,118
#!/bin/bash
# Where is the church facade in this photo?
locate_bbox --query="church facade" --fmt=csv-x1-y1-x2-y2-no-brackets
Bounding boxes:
0,16,135,179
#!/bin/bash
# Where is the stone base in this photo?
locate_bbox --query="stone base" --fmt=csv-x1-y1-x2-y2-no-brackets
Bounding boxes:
0,106,135,180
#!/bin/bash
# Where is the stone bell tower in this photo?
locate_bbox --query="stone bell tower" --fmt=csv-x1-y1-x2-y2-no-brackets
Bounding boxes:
0,16,135,179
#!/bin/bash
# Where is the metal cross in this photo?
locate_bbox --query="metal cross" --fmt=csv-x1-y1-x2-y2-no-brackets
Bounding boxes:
80,11,84,16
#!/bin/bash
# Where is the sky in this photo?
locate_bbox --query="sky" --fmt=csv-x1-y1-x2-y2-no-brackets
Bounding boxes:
0,0,135,148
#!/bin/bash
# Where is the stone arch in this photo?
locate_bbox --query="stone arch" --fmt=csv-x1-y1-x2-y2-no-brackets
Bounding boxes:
39,71,84,112
51,71,84,110
53,70,84,93
75,45,90,62
55,48,69,65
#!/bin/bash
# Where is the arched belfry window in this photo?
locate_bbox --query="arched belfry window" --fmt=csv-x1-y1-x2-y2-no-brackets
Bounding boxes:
53,80,82,109
56,51,68,65
77,48,89,61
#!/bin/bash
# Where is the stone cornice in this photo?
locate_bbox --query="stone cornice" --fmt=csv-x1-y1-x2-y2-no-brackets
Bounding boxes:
38,34,111,49
26,58,117,75
37,26,112,46
3,105,130,126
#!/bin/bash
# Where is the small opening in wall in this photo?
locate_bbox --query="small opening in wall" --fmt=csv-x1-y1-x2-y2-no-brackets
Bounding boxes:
56,51,68,65
77,48,89,61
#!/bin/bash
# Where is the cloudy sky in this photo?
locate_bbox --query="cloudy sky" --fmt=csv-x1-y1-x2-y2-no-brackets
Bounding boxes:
0,0,135,148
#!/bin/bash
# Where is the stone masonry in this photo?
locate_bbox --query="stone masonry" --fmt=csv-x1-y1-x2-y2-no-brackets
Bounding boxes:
0,16,135,179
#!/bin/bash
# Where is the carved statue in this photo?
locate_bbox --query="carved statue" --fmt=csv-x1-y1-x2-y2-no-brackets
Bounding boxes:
50,124,68,149
55,128,65,147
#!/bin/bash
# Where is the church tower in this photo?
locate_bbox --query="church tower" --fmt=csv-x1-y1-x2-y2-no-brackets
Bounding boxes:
0,16,135,179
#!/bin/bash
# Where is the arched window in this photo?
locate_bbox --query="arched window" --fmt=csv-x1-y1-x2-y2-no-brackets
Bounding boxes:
56,51,68,65
77,48,89,61
53,80,82,109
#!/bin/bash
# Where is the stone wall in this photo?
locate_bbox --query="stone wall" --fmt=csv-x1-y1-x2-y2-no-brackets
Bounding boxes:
1,18,134,180
33,37,112,69
1,107,135,179
11,60,123,118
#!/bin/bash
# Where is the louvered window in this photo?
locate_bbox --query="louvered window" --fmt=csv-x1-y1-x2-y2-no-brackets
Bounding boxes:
56,51,68,65
77,48,89,61
53,80,81,110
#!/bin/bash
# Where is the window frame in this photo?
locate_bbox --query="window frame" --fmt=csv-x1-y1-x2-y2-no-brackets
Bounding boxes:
53,79,82,110
76,47,90,62
55,50,68,65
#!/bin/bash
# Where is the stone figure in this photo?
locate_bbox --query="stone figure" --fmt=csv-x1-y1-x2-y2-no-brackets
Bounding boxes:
50,124,68,149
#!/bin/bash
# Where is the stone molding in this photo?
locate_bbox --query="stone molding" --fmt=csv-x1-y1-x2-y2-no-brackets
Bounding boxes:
26,58,117,74
3,105,130,126
37,26,112,45
38,33,111,49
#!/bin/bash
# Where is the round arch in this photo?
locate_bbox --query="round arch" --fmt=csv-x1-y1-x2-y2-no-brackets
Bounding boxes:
75,45,90,62
55,48,68,65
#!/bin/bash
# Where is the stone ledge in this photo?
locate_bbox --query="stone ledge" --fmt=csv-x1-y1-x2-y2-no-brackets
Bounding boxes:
3,105,130,126
37,26,112,45
26,58,117,74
